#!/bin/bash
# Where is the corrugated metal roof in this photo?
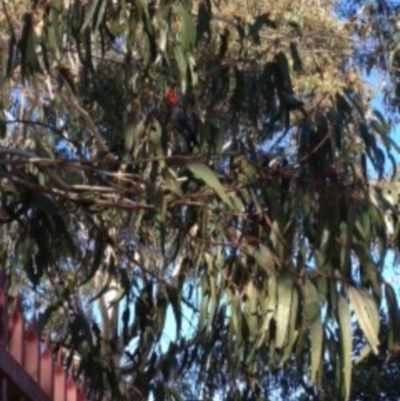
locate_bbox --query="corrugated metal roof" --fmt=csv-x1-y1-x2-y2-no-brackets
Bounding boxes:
0,271,90,401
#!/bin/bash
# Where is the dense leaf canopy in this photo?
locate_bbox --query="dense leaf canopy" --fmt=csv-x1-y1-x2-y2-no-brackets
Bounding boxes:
1,0,400,400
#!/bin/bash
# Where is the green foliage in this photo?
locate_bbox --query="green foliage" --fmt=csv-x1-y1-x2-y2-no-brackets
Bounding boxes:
0,0,400,400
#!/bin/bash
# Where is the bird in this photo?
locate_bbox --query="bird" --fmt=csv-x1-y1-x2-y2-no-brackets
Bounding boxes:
163,88,198,152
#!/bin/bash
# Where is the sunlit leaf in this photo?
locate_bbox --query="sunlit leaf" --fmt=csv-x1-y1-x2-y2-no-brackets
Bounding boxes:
81,0,107,33
304,279,320,323
348,286,379,355
186,162,234,208
338,294,352,401
176,5,196,54
275,275,293,349
309,314,323,385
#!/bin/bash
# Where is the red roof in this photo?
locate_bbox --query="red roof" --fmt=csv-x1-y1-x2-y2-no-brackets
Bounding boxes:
0,272,90,401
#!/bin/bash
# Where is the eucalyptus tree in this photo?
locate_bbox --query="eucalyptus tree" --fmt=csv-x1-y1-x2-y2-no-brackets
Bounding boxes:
0,0,400,400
